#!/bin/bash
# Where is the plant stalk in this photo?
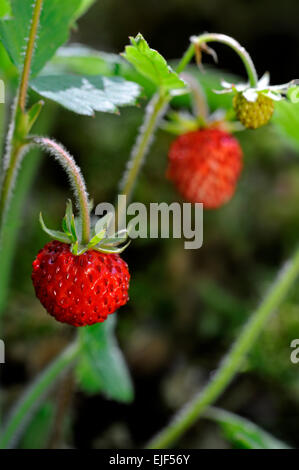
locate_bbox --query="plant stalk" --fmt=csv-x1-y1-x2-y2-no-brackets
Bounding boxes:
31,137,91,244
0,340,80,449
146,247,299,448
18,0,43,112
118,91,169,217
177,33,258,87
0,0,43,230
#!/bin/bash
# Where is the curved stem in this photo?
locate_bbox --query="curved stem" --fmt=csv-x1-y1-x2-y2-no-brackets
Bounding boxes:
31,137,91,244
146,247,299,448
177,33,258,87
0,340,80,449
176,43,196,75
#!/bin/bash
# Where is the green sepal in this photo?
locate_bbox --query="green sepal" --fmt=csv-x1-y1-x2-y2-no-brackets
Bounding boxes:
93,212,113,235
94,239,131,254
161,110,200,135
96,228,130,247
92,216,132,253
62,199,78,242
62,217,70,236
87,229,107,249
71,240,87,255
98,231,129,247
86,212,114,250
70,215,77,240
39,213,71,244
39,202,132,256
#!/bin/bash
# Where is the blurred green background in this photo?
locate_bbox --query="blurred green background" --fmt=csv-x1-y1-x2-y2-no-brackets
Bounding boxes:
1,0,299,449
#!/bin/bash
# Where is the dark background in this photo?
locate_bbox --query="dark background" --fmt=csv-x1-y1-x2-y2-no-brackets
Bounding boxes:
2,0,299,449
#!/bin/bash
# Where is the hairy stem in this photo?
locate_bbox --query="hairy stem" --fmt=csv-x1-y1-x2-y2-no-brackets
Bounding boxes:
0,92,5,164
146,248,299,448
177,33,258,87
0,341,80,449
0,0,43,230
0,103,56,317
117,92,169,217
18,0,43,112
31,137,91,244
0,138,30,227
114,92,169,231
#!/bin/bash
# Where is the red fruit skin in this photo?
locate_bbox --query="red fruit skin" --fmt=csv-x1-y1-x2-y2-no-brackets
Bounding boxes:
32,241,130,327
167,129,243,209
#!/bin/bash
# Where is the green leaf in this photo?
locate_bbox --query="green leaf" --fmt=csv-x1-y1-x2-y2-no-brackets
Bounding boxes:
50,47,237,107
50,45,124,76
205,407,291,449
30,74,141,116
49,44,156,96
0,0,11,18
73,0,97,22
122,33,186,95
273,100,299,150
77,317,134,403
39,213,71,244
0,0,82,77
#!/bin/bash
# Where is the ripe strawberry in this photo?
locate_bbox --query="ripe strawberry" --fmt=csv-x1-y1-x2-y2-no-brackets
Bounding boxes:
233,92,274,129
167,128,242,209
32,241,130,327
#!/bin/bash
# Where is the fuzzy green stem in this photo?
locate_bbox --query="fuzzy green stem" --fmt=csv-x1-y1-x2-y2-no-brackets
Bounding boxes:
180,72,209,122
31,137,91,244
18,0,43,112
0,340,80,449
0,0,43,230
176,33,258,87
0,95,5,164
0,139,29,227
119,92,169,205
147,247,299,448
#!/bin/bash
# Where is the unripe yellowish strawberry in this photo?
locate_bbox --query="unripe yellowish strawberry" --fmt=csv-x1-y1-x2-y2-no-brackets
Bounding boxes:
233,92,274,129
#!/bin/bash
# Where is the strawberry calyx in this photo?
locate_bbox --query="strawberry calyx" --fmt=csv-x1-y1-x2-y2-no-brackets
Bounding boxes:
161,109,236,136
215,72,294,103
40,200,131,256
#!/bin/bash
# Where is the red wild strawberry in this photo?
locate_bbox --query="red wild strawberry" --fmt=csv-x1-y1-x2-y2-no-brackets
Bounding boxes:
32,241,130,327
167,128,243,209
